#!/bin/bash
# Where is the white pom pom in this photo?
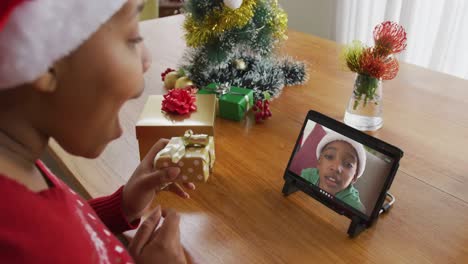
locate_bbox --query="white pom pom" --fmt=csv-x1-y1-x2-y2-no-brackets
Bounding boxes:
223,0,243,9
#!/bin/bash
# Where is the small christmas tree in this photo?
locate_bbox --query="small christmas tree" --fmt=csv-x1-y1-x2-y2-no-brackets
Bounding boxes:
180,0,307,102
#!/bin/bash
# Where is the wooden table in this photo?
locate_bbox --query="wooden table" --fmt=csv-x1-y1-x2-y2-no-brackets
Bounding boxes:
48,15,468,263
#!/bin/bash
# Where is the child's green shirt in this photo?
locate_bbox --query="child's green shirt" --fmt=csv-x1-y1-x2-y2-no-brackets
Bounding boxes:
300,168,365,212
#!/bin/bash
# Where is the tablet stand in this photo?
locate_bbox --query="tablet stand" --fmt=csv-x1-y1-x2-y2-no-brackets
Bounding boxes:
282,175,369,238
347,216,367,238
281,177,299,196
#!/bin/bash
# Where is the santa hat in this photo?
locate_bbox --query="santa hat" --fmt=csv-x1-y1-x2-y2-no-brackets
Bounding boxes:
0,0,127,90
316,132,367,179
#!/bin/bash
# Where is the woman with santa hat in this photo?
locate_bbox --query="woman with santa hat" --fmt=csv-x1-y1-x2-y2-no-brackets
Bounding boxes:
0,1,195,263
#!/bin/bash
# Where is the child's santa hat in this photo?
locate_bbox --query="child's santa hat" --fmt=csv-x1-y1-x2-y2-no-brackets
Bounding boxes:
0,0,127,90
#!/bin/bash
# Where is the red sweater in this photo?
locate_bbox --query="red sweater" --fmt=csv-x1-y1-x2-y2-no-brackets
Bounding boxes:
0,160,140,263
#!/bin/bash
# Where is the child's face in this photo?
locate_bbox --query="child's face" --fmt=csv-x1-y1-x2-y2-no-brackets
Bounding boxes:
317,141,358,195
44,0,146,158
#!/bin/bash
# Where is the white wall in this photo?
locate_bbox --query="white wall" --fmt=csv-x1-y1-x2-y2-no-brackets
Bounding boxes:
279,0,335,40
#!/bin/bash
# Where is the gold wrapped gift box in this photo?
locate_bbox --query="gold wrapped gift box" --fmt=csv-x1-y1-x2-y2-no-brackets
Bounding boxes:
136,94,216,160
154,130,215,183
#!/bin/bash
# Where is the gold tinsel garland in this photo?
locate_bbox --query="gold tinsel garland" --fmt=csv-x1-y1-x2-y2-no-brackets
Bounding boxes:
268,0,288,41
184,0,257,47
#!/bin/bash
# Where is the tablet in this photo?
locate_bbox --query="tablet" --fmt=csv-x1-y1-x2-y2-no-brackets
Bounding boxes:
283,110,403,235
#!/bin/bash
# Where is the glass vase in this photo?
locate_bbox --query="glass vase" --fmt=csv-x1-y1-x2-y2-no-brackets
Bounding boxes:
344,74,383,131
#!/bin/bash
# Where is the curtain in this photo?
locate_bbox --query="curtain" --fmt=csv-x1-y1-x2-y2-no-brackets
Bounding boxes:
331,0,468,80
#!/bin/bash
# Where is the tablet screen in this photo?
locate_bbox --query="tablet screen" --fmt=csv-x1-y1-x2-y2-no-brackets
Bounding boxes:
288,119,394,217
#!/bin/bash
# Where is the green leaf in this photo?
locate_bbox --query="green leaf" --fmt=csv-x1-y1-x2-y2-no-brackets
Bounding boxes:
177,68,186,77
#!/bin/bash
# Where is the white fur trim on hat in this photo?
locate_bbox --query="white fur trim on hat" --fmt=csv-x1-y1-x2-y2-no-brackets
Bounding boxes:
0,0,127,89
316,132,367,179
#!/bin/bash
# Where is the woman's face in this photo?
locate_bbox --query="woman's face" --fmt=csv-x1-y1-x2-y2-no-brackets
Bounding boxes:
317,141,358,195
42,0,146,158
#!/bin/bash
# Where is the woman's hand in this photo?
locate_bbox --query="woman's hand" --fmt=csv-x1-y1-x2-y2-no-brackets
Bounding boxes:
122,139,195,222
129,207,189,264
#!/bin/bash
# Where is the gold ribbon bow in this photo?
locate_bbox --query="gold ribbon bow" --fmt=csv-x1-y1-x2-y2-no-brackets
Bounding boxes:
182,129,209,147
157,130,209,164
157,140,185,164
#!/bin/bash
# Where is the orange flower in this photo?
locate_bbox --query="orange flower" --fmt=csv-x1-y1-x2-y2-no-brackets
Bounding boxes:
359,48,386,78
381,56,399,80
359,48,399,80
373,21,407,57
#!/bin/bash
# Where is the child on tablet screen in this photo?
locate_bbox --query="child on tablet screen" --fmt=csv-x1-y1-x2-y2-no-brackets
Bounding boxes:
300,132,367,212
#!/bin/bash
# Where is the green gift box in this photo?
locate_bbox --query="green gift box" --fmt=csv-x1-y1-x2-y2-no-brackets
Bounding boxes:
198,83,254,121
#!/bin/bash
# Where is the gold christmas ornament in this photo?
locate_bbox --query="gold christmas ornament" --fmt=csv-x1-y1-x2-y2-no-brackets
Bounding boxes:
224,0,243,9
175,76,194,89
164,71,180,90
235,59,247,70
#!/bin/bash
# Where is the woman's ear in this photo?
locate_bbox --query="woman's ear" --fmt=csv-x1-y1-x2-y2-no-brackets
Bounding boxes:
31,68,57,93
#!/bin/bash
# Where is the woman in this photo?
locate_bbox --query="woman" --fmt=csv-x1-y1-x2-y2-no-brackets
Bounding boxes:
0,0,194,263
